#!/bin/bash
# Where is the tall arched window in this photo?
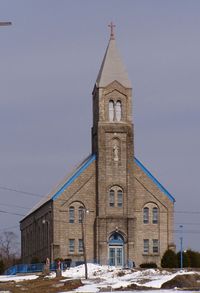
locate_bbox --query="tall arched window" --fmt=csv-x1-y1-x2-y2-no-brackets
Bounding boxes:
152,207,158,224
109,186,123,208
143,207,149,224
109,189,115,207
115,100,122,121
78,206,84,223
109,100,114,121
117,190,123,207
69,206,75,223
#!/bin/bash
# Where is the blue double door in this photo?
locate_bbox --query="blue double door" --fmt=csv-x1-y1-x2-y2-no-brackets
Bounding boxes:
109,246,123,266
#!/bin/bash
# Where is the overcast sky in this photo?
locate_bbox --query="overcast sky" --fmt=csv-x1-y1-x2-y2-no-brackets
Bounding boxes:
0,0,200,252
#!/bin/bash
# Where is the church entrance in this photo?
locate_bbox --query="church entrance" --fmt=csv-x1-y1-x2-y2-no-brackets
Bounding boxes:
108,232,124,266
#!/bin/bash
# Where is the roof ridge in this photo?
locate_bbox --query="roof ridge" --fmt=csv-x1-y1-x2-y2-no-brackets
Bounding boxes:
21,154,96,221
134,157,175,203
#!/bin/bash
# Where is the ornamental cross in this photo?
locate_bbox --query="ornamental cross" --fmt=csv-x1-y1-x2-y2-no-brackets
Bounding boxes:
108,21,116,40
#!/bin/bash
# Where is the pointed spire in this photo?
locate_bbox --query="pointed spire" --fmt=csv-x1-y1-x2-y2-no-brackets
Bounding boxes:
96,23,131,88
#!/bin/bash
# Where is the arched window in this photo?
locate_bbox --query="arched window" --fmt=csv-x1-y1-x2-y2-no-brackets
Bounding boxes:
152,207,158,224
109,232,124,245
109,189,115,207
115,100,122,121
69,206,75,223
117,190,123,207
143,207,149,224
78,206,84,223
109,100,114,121
109,186,123,208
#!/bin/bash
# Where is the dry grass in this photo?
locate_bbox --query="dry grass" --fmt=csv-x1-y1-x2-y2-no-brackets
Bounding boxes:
0,276,82,293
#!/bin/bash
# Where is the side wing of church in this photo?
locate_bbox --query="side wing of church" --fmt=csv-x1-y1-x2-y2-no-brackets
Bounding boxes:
20,28,175,267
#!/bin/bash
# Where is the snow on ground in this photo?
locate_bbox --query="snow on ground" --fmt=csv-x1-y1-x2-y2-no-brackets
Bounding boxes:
59,264,200,292
0,274,38,282
142,270,195,288
1,264,199,292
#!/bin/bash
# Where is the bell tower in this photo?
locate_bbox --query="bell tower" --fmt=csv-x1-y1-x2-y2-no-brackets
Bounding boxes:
92,24,136,265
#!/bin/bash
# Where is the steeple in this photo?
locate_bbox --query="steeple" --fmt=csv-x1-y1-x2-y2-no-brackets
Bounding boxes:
96,22,131,89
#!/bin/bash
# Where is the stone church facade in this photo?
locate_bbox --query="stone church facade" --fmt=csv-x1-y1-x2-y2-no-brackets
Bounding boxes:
20,28,175,267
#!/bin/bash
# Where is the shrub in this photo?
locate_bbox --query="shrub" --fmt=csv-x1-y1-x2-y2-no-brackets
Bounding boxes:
0,260,5,275
54,258,63,262
140,262,157,268
31,256,40,264
186,250,200,268
177,251,190,268
161,249,178,268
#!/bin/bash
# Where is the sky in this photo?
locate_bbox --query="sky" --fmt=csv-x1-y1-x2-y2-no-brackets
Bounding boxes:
0,0,200,253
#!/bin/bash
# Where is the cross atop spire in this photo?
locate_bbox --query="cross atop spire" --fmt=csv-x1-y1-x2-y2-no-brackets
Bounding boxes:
108,21,116,40
96,23,131,88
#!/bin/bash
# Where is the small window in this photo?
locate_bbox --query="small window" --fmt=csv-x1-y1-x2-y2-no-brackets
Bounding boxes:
109,189,115,207
109,100,114,121
78,239,83,253
143,207,149,224
115,100,122,122
143,239,149,254
152,207,158,224
117,190,123,207
69,206,75,223
69,239,75,253
78,206,84,223
153,239,159,253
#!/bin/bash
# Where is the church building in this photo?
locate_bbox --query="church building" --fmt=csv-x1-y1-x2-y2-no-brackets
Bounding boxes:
20,25,175,267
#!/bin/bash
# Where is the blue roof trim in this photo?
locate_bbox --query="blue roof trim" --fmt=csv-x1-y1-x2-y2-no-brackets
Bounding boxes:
134,157,175,203
52,154,96,201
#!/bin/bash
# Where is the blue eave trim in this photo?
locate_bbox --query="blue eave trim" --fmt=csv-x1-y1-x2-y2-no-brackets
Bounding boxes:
134,157,175,203
52,154,96,201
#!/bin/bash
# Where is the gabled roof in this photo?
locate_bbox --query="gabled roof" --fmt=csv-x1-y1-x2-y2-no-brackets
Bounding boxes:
21,154,174,221
96,37,131,88
52,154,95,200
134,157,175,203
21,154,96,221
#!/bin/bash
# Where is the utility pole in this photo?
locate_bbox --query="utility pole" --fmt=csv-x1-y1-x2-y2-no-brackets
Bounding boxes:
81,208,90,279
42,219,53,263
180,225,183,270
0,22,12,27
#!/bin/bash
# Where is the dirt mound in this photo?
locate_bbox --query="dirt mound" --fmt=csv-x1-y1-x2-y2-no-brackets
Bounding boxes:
161,274,200,289
0,277,83,293
115,283,154,291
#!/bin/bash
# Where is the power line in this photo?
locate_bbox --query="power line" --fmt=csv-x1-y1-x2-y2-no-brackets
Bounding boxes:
175,210,200,214
0,203,29,210
0,225,19,231
175,222,200,226
0,210,25,217
0,186,42,197
0,22,12,26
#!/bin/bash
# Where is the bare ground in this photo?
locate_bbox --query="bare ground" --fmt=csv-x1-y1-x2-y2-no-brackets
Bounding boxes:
0,276,83,293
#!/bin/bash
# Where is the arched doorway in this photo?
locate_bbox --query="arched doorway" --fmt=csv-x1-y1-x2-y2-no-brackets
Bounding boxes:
108,232,124,266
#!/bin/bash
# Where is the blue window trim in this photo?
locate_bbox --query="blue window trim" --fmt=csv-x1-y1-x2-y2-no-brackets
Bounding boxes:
134,157,175,203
